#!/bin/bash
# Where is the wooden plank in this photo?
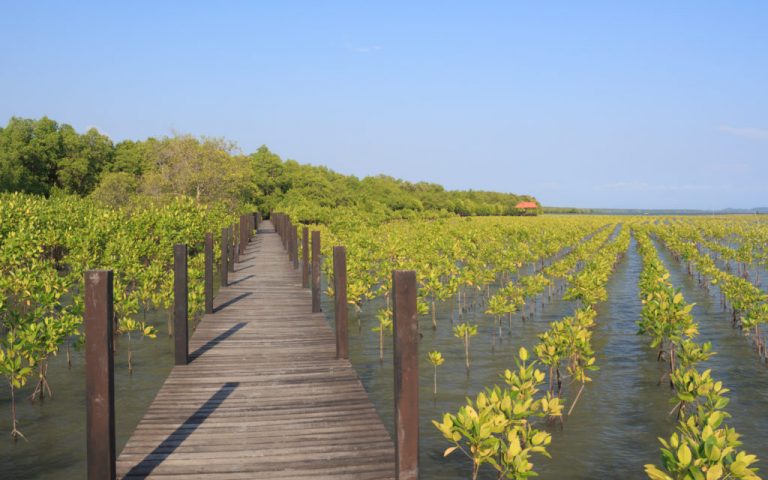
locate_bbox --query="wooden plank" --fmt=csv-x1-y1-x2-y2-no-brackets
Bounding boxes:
116,220,395,479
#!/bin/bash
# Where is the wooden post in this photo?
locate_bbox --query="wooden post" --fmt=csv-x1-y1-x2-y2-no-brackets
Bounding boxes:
393,270,419,480
302,227,309,288
311,230,321,313
286,218,292,253
292,225,299,270
227,226,235,273
205,233,214,314
232,223,240,264
221,227,229,287
333,246,348,359
174,244,188,365
239,215,247,255
287,220,293,261
284,217,289,249
85,270,116,480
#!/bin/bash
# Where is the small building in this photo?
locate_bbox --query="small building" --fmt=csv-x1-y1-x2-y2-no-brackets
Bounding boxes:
514,201,539,215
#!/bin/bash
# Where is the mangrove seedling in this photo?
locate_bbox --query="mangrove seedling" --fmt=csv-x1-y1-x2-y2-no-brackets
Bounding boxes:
428,350,445,396
372,308,393,362
453,322,477,370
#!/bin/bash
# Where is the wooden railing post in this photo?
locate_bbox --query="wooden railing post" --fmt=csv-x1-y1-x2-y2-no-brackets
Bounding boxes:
284,217,290,249
393,270,419,480
292,225,299,270
232,222,240,264
283,219,293,253
302,227,309,288
311,230,321,313
333,246,348,359
239,215,247,255
174,244,189,365
205,232,214,314
287,220,293,261
85,270,116,480
227,225,235,273
221,227,229,287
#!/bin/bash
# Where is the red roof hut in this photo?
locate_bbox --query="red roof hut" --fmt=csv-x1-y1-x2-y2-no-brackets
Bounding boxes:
514,201,539,215
515,201,538,209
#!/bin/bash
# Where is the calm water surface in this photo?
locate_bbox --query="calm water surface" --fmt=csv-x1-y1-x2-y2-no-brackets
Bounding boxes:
328,236,768,479
3,243,767,479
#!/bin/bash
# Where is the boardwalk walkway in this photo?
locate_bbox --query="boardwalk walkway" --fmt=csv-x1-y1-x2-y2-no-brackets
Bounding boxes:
116,220,396,479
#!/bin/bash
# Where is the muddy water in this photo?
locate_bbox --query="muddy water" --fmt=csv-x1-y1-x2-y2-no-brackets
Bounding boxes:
327,236,768,479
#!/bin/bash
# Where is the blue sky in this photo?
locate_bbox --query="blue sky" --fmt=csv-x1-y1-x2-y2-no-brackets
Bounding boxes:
1,1,766,209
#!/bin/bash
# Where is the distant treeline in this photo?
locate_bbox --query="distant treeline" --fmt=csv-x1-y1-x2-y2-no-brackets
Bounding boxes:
0,116,539,221
544,206,767,215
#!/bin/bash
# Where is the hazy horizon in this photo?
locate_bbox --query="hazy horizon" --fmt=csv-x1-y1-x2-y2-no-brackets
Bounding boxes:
1,1,765,210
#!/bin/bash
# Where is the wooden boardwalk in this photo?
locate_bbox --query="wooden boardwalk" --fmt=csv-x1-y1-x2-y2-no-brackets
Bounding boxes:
116,221,396,479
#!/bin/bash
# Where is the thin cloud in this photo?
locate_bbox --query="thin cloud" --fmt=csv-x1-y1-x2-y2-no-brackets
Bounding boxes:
344,44,382,54
718,125,768,140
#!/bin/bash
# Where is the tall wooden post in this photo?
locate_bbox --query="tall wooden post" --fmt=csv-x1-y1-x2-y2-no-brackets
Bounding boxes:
227,225,235,273
174,244,189,366
393,270,419,480
85,270,116,480
311,230,321,313
284,217,289,249
287,220,294,261
239,215,247,255
302,227,309,288
232,223,240,265
292,225,299,270
287,219,292,254
221,227,229,287
333,246,348,359
205,233,214,314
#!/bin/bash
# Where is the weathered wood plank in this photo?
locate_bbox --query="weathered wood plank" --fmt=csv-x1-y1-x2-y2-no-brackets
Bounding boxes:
116,220,395,479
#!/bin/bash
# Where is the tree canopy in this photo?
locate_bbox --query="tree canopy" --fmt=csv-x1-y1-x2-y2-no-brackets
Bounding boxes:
0,116,540,216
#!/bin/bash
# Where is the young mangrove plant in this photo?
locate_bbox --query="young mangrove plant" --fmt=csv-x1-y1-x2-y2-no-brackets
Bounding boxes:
372,308,393,362
427,350,445,396
453,322,477,370
433,347,562,480
117,318,159,374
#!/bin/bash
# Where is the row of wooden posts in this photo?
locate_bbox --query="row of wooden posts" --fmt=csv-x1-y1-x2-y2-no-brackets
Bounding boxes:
83,212,419,480
271,212,420,480
84,213,259,479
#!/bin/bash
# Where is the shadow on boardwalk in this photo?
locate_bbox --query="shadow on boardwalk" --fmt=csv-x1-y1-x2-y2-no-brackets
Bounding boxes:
116,221,395,479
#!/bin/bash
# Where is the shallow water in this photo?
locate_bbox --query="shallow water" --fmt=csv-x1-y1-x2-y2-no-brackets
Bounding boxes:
327,236,768,479
0,308,174,479
0,275,218,479
3,243,768,479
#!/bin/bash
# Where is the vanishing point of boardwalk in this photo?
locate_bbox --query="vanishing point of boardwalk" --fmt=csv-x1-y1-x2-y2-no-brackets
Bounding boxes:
116,221,396,479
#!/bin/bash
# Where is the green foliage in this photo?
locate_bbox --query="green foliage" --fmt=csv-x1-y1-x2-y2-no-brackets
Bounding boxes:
0,192,235,438
433,348,562,480
0,117,113,196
